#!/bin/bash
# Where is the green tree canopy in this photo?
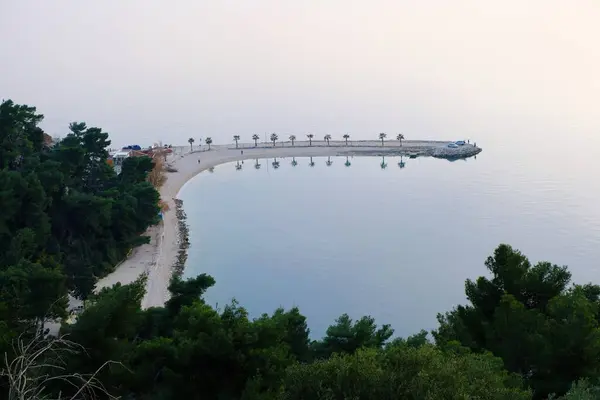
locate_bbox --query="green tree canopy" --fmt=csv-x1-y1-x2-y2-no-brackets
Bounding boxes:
434,244,600,398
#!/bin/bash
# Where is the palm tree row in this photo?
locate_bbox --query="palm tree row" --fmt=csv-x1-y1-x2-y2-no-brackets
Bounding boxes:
230,133,406,147
187,133,407,151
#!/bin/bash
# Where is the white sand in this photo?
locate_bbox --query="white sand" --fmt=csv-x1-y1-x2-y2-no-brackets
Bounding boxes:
95,140,480,308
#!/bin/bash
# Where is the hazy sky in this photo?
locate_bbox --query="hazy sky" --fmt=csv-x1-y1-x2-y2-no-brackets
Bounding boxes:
1,1,598,147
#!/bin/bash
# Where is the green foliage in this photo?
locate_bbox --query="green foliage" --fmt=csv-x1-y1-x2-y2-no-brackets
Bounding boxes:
434,244,600,398
256,343,530,399
0,99,160,335
41,276,530,400
311,313,394,359
554,379,600,399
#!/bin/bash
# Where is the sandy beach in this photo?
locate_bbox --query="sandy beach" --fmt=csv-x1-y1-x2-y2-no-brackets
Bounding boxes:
95,140,481,308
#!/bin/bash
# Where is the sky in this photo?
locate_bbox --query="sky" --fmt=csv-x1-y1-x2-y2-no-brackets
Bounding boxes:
1,1,598,147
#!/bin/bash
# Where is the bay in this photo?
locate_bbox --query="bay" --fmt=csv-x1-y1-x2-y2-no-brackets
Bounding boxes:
180,146,600,338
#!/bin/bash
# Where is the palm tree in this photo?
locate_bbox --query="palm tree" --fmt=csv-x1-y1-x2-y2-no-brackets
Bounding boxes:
254,159,261,169
380,156,387,169
205,137,213,150
344,156,351,167
343,134,350,146
309,156,315,167
326,156,333,166
272,157,280,169
398,155,406,168
188,137,195,151
324,134,331,146
307,134,314,146
289,135,296,146
396,133,405,147
235,161,242,170
379,132,387,146
252,134,260,147
291,157,297,167
270,133,278,147
233,135,240,148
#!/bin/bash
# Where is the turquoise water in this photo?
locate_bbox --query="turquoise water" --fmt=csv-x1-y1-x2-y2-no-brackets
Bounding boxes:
180,150,600,338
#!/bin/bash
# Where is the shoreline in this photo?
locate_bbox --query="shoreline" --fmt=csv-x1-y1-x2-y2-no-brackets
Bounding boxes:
95,140,482,308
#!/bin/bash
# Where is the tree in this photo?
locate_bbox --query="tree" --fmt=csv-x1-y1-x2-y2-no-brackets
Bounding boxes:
252,134,260,147
555,379,600,399
205,137,213,150
343,134,350,146
325,156,333,166
254,159,261,169
188,138,194,151
267,344,530,400
379,132,386,146
233,135,240,149
270,133,278,147
311,313,393,358
289,135,296,146
165,274,215,315
0,99,160,308
291,157,297,167
324,134,331,146
396,133,405,146
272,158,280,169
345,156,351,167
306,134,313,146
309,156,315,167
434,244,598,399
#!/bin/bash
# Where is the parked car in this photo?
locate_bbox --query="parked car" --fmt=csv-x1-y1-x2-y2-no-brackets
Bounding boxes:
455,140,466,146
447,142,459,148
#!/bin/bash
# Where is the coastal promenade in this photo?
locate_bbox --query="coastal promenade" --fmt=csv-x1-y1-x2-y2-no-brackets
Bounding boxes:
95,140,481,308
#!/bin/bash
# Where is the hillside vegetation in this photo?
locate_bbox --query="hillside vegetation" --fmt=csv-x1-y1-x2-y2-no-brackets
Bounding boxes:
1,100,598,399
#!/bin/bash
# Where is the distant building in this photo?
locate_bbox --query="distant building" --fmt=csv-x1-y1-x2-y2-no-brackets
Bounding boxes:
108,150,132,174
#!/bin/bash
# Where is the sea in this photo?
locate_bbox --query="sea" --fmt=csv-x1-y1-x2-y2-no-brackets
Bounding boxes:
180,137,600,339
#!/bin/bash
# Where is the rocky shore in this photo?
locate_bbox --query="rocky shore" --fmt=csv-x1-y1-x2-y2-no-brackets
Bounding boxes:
173,199,189,278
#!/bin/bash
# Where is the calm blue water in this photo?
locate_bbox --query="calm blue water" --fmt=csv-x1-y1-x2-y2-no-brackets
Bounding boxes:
180,147,600,339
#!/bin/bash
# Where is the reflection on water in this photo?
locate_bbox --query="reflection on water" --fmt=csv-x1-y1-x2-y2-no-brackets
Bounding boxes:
398,156,405,169
380,156,387,169
180,155,600,338
231,156,414,171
